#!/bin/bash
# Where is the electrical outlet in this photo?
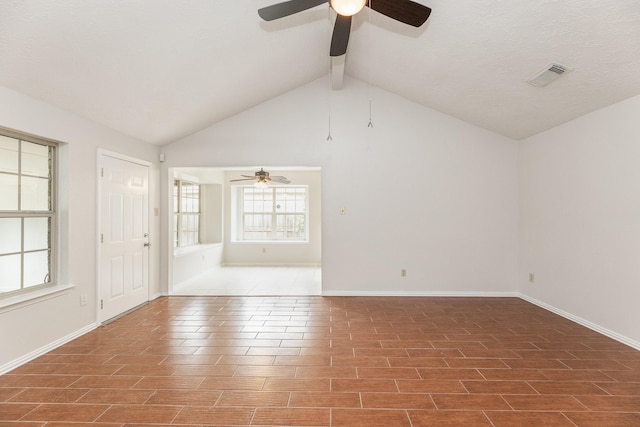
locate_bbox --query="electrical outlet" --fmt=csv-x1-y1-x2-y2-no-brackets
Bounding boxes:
262,247,266,253
529,273,535,283
80,294,87,306
401,269,407,277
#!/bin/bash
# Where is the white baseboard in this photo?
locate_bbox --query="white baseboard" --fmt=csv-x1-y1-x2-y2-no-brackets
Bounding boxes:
1,322,99,375
518,293,640,351
221,263,321,267
321,290,520,297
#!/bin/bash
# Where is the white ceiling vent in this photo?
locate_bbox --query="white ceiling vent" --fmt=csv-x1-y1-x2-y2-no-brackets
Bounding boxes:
526,63,572,87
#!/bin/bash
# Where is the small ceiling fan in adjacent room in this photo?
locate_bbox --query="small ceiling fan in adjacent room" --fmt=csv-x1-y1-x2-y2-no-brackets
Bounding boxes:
230,168,291,188
258,0,432,57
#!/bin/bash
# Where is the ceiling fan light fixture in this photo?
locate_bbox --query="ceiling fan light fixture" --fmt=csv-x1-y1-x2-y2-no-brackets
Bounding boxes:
254,179,269,189
330,0,366,16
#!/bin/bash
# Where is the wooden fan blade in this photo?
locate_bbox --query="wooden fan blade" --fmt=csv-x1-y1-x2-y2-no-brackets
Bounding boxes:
330,14,352,57
270,178,292,184
258,0,328,21
367,0,431,27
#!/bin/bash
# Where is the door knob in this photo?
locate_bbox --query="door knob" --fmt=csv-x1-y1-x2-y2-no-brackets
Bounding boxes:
144,242,151,247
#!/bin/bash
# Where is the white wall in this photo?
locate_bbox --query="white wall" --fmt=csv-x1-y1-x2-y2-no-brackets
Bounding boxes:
161,76,519,295
519,94,640,346
0,85,160,371
173,244,223,288
201,183,223,244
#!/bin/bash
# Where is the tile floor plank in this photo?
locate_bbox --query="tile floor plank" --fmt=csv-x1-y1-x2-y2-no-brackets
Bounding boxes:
1,296,639,426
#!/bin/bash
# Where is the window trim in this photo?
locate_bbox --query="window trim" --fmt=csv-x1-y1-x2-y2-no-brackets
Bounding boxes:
233,185,309,243
173,179,201,248
0,127,58,299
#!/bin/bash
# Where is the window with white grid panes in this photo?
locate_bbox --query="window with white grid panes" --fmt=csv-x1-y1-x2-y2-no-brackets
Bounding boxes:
239,186,307,241
173,180,200,248
0,130,56,297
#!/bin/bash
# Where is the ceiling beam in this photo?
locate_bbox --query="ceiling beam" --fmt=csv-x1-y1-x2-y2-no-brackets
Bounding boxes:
331,54,345,90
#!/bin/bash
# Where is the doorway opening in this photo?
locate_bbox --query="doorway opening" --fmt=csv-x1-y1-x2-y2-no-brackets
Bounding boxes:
97,151,151,323
167,166,321,296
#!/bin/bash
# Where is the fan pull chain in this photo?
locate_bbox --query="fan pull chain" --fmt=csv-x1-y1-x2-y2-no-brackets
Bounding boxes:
367,0,373,128
327,73,333,141
327,31,333,141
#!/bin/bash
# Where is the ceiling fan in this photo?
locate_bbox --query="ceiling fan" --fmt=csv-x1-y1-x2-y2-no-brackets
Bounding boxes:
230,168,291,188
258,0,432,57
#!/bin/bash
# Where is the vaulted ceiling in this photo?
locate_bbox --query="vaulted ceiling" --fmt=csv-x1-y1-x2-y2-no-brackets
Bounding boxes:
1,0,639,145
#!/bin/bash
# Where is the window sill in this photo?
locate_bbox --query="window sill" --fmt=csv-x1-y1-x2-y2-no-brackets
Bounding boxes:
0,284,76,314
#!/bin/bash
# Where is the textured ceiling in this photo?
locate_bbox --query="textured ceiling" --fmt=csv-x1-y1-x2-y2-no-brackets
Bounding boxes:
1,0,639,145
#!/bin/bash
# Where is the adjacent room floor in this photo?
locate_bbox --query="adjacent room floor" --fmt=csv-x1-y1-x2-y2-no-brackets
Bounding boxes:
1,296,639,426
171,267,322,296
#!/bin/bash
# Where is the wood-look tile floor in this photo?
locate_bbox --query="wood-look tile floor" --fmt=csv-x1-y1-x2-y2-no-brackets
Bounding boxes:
2,296,640,426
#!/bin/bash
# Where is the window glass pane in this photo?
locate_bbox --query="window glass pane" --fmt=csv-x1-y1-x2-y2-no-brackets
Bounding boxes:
23,250,50,287
0,173,19,210
24,217,50,251
264,191,273,210
21,176,50,210
180,183,199,213
173,181,179,213
0,135,19,174
173,181,201,248
243,213,271,240
0,254,21,293
0,131,56,299
186,231,197,246
238,186,307,242
276,214,306,240
0,217,21,254
21,141,50,178
173,215,178,247
247,188,270,212
179,213,199,246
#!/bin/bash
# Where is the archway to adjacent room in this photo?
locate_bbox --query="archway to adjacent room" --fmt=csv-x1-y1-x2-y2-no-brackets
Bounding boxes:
167,166,321,296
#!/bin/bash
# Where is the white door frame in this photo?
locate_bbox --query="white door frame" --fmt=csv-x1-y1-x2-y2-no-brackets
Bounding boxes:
96,149,151,324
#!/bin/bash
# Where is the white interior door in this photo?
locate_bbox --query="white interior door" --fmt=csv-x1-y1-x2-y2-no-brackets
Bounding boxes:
99,154,149,322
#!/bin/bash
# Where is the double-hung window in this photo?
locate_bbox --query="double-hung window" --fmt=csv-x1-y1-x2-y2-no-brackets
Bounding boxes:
173,179,200,248
0,130,56,297
236,186,308,241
